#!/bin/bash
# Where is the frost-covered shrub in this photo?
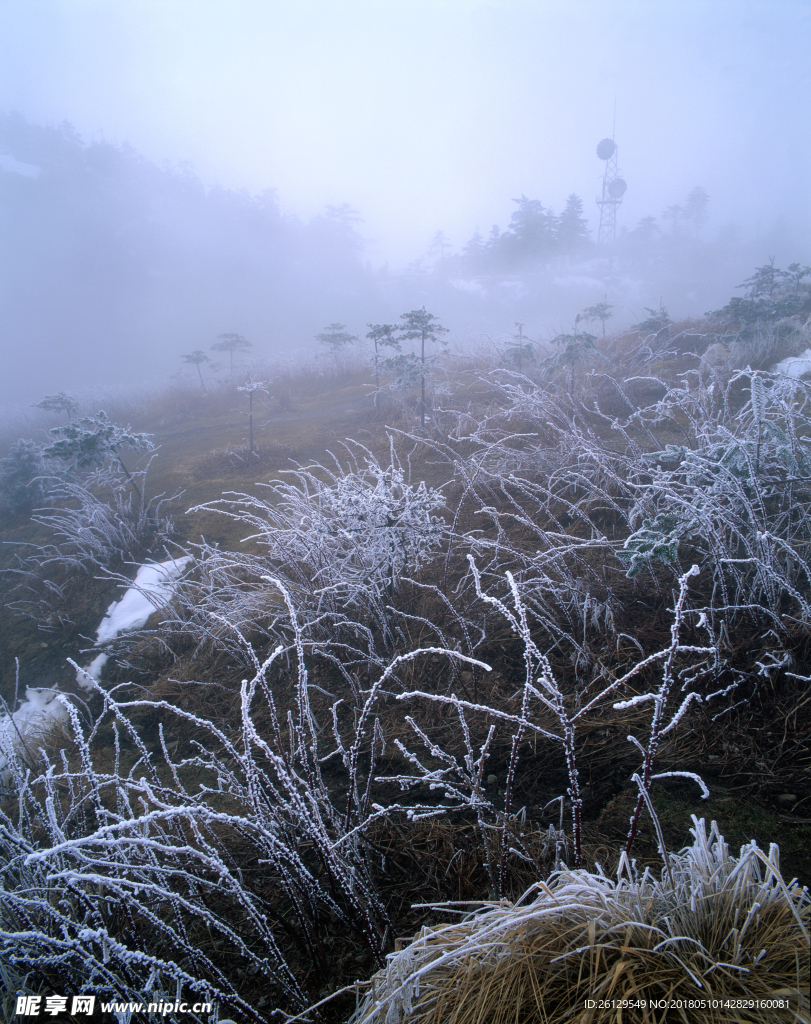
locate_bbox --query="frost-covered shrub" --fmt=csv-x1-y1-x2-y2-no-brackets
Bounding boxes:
174,441,446,655
34,481,176,568
709,261,811,372
0,691,289,1022
1,587,485,1019
5,477,179,629
407,373,634,667
713,261,811,339
620,372,811,625
42,410,154,501
0,439,57,515
433,365,811,638
389,563,717,893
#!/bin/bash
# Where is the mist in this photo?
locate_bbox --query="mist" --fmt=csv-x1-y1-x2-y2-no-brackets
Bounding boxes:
3,5,811,1009
0,0,808,410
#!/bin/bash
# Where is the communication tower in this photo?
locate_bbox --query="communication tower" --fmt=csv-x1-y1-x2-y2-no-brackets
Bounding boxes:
595,136,626,246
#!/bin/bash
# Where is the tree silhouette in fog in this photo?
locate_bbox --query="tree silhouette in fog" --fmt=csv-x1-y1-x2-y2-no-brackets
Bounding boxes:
397,307,449,428
316,323,358,370
211,334,251,376
366,323,400,411
181,351,210,390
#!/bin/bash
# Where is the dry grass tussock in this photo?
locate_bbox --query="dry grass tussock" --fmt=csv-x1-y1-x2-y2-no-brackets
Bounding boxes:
349,817,809,1024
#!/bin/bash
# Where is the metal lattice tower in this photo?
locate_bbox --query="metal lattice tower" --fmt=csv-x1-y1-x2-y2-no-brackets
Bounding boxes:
596,137,626,246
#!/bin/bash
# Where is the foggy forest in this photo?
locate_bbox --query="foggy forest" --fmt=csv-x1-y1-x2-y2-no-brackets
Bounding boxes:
0,2,809,1023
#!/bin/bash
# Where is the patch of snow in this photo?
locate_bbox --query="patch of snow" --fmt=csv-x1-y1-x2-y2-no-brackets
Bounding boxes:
0,153,40,178
451,278,486,296
773,348,811,378
551,275,606,290
0,687,70,775
77,556,191,687
496,279,527,295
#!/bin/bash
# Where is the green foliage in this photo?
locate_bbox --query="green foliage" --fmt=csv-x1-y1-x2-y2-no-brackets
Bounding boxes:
619,374,811,610
457,191,590,271
547,316,598,368
501,195,556,266
366,323,401,409
579,301,613,337
397,308,449,427
619,512,683,577
397,308,449,349
365,323,399,353
381,351,422,392
43,411,153,472
555,193,591,252
503,322,536,371
503,342,537,371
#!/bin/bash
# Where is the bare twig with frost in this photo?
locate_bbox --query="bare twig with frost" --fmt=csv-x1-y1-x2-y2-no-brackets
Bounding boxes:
2,579,495,1017
392,559,721,887
613,565,717,859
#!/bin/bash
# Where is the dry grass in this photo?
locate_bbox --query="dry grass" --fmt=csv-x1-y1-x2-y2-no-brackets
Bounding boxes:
3,317,811,1020
349,817,809,1024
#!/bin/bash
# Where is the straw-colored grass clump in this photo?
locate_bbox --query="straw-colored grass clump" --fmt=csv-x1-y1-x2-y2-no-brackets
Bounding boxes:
352,818,809,1023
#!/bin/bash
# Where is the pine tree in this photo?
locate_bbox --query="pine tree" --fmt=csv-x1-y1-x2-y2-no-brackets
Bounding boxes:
580,301,613,338
503,195,555,266
42,411,154,501
397,308,449,429
316,323,358,370
32,392,79,421
181,350,210,391
461,229,485,274
211,333,252,376
366,323,400,412
684,187,709,236
555,194,590,255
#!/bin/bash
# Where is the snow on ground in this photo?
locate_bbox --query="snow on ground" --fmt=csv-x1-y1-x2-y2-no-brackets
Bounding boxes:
0,557,191,774
451,278,486,296
773,348,811,378
0,154,40,178
0,686,70,775
551,274,606,290
77,556,191,687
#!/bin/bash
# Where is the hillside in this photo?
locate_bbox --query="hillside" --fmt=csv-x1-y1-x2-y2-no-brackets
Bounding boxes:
1,280,810,1021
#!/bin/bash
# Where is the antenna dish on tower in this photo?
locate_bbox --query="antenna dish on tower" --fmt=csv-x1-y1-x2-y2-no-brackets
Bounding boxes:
607,177,627,199
595,134,626,246
596,138,616,161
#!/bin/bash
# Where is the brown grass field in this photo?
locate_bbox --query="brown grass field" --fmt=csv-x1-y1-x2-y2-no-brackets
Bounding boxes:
1,332,809,1022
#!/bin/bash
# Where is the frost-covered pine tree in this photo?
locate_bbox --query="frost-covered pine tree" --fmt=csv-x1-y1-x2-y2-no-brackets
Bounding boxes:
43,411,154,501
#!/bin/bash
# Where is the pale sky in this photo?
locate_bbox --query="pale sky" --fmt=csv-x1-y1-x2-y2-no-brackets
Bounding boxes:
0,0,808,263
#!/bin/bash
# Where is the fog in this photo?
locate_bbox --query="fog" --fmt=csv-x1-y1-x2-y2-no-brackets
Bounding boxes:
0,0,808,410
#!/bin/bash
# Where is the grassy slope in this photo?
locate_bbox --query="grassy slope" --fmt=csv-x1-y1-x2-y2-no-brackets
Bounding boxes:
1,348,810,1016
